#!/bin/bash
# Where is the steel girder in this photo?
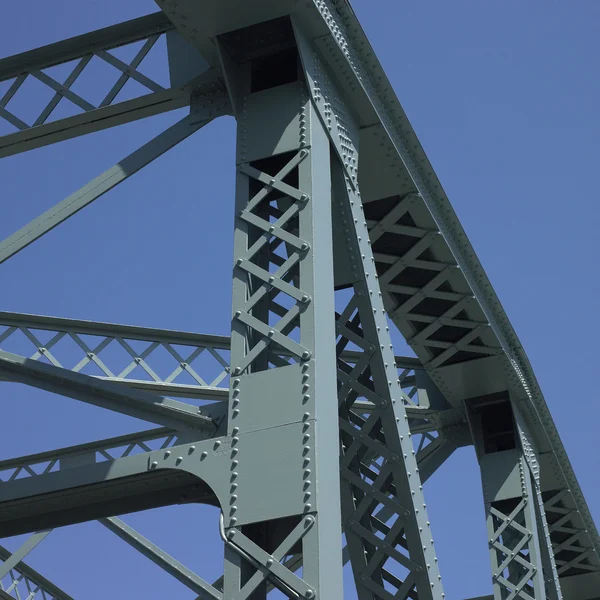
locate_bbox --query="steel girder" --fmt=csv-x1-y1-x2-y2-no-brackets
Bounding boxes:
0,311,424,400
0,1,597,599
0,13,225,157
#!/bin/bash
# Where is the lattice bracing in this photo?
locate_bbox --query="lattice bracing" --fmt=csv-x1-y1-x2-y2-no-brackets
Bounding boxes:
0,428,178,484
0,2,598,599
488,497,544,600
333,175,444,599
0,314,230,401
544,490,598,577
231,149,313,374
0,312,425,406
0,14,172,138
363,193,502,372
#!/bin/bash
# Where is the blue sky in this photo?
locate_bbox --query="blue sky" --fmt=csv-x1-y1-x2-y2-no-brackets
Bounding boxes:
0,1,599,598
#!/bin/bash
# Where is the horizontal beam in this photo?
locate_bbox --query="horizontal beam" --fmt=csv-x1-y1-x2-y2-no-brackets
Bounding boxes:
0,311,421,367
0,11,228,157
0,425,221,537
0,75,224,158
0,312,426,406
0,311,230,348
0,349,217,431
0,13,173,82
98,379,228,400
0,427,178,475
338,349,421,371
0,450,211,537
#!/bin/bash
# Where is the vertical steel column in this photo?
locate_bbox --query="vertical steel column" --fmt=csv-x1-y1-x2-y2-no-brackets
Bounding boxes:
514,410,563,600
468,397,557,599
293,22,445,599
220,39,343,598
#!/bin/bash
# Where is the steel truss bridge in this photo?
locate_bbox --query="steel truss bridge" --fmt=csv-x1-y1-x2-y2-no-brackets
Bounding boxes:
0,1,597,599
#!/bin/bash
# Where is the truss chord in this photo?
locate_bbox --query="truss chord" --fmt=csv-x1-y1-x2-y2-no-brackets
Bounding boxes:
294,26,447,590
318,0,600,579
34,56,92,127
99,35,159,107
0,349,216,431
0,14,224,157
0,13,174,144
0,2,597,598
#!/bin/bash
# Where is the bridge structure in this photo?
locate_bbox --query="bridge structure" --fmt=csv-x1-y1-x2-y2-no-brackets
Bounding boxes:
0,2,597,599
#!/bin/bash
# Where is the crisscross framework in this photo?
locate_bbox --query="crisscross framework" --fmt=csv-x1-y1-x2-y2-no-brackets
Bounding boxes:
0,315,230,400
0,428,178,484
544,490,598,577
365,194,502,370
332,169,443,599
0,14,171,137
231,149,315,375
223,514,318,600
487,495,544,600
0,3,598,599
0,312,426,406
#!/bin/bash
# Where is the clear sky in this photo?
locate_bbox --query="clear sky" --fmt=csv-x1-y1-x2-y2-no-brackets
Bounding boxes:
0,1,599,598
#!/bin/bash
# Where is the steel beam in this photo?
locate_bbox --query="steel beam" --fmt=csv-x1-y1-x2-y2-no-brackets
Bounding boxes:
0,433,229,537
306,1,600,584
218,44,345,596
0,85,210,158
0,532,51,580
0,108,225,264
467,397,564,599
0,427,181,484
0,14,172,81
1,2,597,598
0,349,219,431
100,517,222,599
0,311,425,401
0,13,223,157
